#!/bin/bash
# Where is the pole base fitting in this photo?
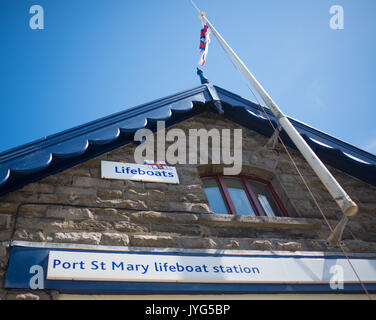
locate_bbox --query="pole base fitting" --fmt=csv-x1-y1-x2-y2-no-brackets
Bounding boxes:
344,203,358,217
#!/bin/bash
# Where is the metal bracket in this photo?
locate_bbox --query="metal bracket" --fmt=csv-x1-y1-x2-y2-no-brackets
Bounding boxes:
327,216,349,245
210,100,224,115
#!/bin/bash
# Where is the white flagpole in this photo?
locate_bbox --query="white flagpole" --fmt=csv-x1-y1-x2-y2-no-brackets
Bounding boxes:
198,12,358,225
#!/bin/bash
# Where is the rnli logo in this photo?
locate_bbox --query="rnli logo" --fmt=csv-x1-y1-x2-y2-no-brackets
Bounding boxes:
144,160,172,170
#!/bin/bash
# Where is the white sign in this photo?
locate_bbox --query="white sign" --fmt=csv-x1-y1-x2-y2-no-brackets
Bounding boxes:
101,161,179,184
47,250,376,284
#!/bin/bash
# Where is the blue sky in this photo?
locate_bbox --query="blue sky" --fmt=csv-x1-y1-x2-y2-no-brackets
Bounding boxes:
0,0,375,155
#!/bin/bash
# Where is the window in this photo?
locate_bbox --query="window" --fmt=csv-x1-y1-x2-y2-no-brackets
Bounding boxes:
201,174,288,217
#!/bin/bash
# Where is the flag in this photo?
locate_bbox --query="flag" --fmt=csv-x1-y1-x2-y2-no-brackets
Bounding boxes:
198,21,210,66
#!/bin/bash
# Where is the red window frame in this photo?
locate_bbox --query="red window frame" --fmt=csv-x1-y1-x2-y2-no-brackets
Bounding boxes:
201,174,289,217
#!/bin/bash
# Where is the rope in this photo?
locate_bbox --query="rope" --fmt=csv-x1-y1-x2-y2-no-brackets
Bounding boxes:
214,20,372,300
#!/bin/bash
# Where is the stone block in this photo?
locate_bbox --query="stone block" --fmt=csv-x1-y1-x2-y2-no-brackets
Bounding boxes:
150,223,201,237
74,220,113,232
276,241,303,251
101,232,129,246
62,167,91,177
130,234,178,247
41,174,72,185
94,208,130,222
95,198,148,210
0,246,7,257
0,214,12,229
13,293,41,300
46,207,94,220
97,188,124,199
16,217,72,233
151,201,210,214
224,240,241,249
55,186,97,197
0,230,12,242
113,220,148,233
19,204,47,218
147,189,165,201
250,240,273,250
169,213,199,224
130,211,172,224
0,202,18,214
122,199,148,210
177,237,217,249
126,188,148,201
53,232,102,245
14,230,47,242
20,183,55,193
38,194,60,203
73,176,111,189
144,182,168,191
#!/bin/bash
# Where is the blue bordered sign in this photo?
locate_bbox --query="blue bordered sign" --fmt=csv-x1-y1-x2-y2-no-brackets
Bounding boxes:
101,161,179,184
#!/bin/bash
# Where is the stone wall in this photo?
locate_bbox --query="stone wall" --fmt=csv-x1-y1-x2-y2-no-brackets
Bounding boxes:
0,112,375,299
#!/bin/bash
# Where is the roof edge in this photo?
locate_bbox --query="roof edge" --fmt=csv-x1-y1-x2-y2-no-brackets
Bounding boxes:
0,83,375,198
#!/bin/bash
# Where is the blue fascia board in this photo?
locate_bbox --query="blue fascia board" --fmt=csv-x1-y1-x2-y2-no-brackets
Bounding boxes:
5,246,376,295
0,84,375,198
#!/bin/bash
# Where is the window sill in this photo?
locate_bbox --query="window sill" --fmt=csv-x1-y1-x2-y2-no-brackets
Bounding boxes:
199,214,322,231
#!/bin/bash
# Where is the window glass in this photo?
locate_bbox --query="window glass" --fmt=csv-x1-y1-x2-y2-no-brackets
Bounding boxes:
248,180,282,217
224,178,256,216
202,178,229,214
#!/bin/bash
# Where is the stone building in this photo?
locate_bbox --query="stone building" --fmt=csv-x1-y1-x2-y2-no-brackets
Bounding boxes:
0,77,375,300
